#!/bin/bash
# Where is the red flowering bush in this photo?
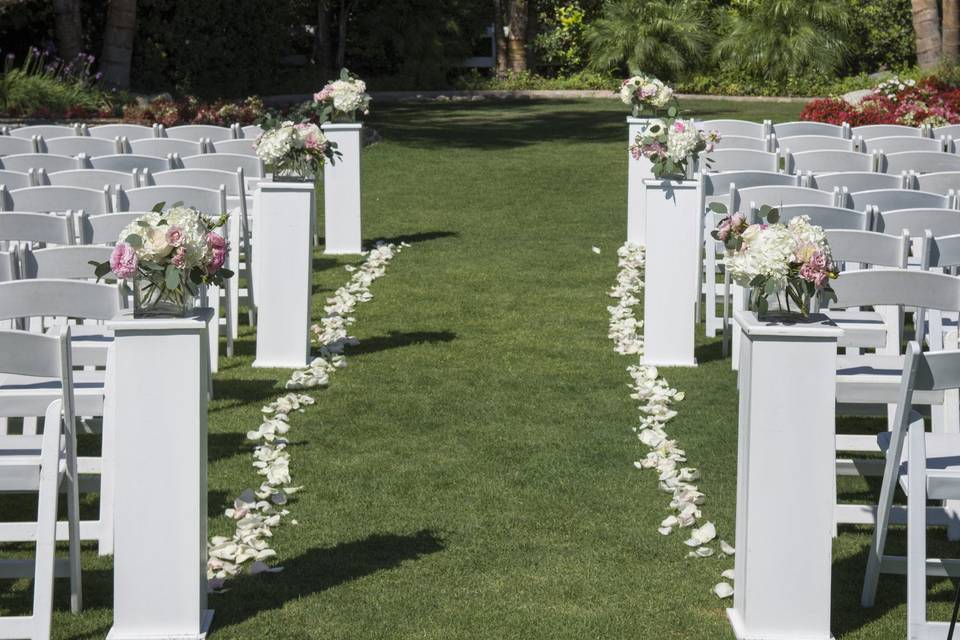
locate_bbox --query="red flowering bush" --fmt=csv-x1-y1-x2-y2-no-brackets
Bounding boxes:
801,76,960,127
121,96,265,127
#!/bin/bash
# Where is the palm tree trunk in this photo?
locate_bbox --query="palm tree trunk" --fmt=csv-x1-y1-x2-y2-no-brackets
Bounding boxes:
494,0,508,77
944,0,960,63
911,0,942,69
100,0,137,89
506,0,528,72
53,0,83,61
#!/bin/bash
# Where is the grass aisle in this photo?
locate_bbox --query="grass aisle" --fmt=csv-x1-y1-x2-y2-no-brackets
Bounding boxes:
42,99,935,638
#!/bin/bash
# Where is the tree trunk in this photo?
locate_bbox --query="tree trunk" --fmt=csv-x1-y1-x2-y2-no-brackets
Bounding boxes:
506,0,528,72
944,0,960,64
53,0,83,61
100,0,137,89
335,0,359,71
493,0,508,76
313,0,333,77
911,0,942,69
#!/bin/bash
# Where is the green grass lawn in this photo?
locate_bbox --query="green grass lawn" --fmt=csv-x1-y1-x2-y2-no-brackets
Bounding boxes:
17,97,950,638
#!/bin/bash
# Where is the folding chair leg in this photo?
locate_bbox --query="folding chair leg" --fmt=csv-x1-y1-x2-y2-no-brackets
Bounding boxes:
65,471,82,613
862,441,903,607
907,421,928,635
32,459,59,639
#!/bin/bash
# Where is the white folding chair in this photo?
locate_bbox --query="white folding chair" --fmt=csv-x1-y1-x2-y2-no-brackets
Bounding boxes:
697,119,771,139
773,121,849,138
859,343,960,640
39,136,121,157
181,152,264,178
808,172,907,196
0,279,122,556
127,138,204,158
851,189,954,213
787,149,876,175
1,185,112,215
934,125,960,140
0,212,76,246
0,137,38,156
763,203,870,230
0,154,79,174
704,149,780,173
41,170,138,208
920,233,960,356
713,135,770,151
915,172,960,203
160,124,235,153
0,170,35,190
237,124,265,139
144,168,254,331
76,212,144,246
83,153,174,174
85,123,159,140
779,135,855,154
0,329,83,636
8,124,81,140
853,124,930,139
205,139,258,156
882,151,960,175
862,136,945,155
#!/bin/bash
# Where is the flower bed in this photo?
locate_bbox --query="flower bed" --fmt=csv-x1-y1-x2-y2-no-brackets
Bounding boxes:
800,76,960,127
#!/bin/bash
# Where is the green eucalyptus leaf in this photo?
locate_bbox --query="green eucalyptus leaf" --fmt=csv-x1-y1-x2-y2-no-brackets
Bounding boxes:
708,202,728,214
164,264,181,290
125,234,142,248
151,201,165,213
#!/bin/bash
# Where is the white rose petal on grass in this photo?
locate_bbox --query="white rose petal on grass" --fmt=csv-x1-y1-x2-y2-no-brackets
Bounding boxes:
687,547,714,558
721,569,735,581
684,521,716,547
720,540,735,556
713,582,734,599
591,246,601,254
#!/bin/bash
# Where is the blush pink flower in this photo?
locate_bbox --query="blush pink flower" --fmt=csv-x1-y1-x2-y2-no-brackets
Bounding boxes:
313,84,334,103
110,242,138,279
171,246,187,268
207,247,226,274
673,121,686,133
207,232,226,250
166,225,184,247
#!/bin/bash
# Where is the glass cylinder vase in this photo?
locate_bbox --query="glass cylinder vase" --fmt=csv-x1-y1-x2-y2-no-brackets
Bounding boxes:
132,274,192,318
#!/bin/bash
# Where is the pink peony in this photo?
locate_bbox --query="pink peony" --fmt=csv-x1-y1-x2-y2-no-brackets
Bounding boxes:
673,121,686,133
207,232,226,250
207,247,226,274
171,246,187,268
717,221,731,241
166,225,184,247
110,242,138,279
313,84,334,103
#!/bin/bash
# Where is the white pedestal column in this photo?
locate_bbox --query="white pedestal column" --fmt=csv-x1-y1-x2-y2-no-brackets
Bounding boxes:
321,122,363,255
728,310,841,640
626,117,653,245
106,309,213,640
641,178,701,367
252,182,313,369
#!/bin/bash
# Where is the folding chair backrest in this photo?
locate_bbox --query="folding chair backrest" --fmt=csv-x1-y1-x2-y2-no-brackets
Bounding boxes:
701,171,799,198
0,170,33,190
862,136,943,154
41,136,120,156
78,212,144,245
882,151,960,175
788,150,874,174
810,172,906,195
826,229,909,268
767,204,870,230
773,121,847,138
0,136,37,156
829,268,960,311
733,185,835,211
850,189,952,212
128,138,204,158
0,249,17,281
914,172,960,197
875,208,960,239
8,124,80,139
698,119,770,139
161,124,235,143
922,232,960,270
934,125,960,140
0,329,68,379
853,124,927,139
0,212,75,245
145,168,243,197
44,169,137,191
86,153,174,174
180,153,264,178
238,124,265,139
0,279,122,322
20,245,114,279
714,135,769,151
780,135,855,154
2,185,112,214
705,149,779,173
117,185,226,215
0,153,77,173
87,123,158,139
205,139,258,156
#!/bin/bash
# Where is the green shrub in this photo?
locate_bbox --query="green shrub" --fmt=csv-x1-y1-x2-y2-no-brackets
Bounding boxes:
0,48,106,118
844,0,915,73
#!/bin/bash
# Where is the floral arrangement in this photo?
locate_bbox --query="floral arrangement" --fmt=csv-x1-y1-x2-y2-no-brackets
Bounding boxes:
619,74,675,117
254,121,339,178
92,202,233,315
313,68,372,122
712,204,838,316
801,76,960,128
630,118,719,179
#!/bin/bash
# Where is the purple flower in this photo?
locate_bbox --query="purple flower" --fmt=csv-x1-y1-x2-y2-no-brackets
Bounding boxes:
207,232,226,250
207,247,226,274
109,242,138,279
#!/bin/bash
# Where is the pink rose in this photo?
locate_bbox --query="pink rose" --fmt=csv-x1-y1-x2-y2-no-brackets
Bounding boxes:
207,247,226,274
717,222,731,241
207,232,226,250
172,246,187,268
313,84,334,103
673,121,686,133
730,212,746,228
110,242,138,279
810,250,828,270
166,225,184,247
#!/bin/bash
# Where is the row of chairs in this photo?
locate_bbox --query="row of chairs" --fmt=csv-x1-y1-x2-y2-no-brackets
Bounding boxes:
707,147,960,177
698,118,960,141
0,122,265,142
0,135,260,158
0,152,264,182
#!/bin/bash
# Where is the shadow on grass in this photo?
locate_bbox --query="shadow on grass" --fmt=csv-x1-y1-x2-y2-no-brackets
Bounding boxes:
371,230,459,246
694,340,727,365
210,377,283,411
347,330,457,357
211,529,445,630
